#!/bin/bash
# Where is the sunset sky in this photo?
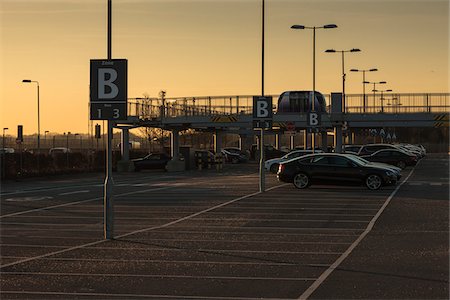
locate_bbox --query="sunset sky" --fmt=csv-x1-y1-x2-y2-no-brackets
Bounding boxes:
1,0,448,135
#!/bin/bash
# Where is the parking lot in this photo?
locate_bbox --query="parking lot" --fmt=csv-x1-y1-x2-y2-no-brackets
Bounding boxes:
0,154,448,299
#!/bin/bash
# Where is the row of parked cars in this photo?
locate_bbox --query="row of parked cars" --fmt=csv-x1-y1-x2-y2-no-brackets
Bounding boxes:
132,147,249,171
274,143,425,190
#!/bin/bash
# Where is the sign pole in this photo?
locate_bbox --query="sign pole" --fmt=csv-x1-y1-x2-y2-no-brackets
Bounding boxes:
259,0,265,193
105,0,114,240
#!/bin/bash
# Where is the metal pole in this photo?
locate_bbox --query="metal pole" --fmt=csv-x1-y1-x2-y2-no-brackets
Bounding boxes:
104,0,114,240
37,83,40,173
362,71,366,113
341,51,345,113
311,27,316,152
259,0,265,193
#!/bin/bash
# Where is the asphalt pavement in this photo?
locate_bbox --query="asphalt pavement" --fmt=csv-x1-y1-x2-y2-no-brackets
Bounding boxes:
0,154,448,299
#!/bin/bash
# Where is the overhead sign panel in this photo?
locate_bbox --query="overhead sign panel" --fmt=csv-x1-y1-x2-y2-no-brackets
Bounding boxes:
253,96,273,129
90,59,128,120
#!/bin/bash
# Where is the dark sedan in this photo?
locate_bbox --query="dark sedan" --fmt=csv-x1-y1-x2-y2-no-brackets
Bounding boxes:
361,149,417,169
133,153,171,171
277,153,399,190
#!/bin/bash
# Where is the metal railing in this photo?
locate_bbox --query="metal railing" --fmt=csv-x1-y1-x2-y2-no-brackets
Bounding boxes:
128,93,449,120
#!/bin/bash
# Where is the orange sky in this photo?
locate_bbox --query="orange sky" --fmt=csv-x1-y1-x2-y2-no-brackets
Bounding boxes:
1,0,448,135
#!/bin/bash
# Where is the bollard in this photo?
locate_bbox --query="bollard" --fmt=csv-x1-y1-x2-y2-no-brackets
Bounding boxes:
207,157,212,169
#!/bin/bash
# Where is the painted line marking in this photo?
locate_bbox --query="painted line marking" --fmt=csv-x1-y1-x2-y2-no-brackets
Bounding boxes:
0,183,288,269
2,271,316,281
5,196,54,202
0,291,296,299
298,159,419,300
58,190,90,196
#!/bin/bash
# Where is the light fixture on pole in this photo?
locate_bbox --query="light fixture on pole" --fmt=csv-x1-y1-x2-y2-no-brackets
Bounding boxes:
325,48,361,112
350,68,378,113
364,81,386,112
372,89,392,113
44,130,49,148
22,79,40,172
291,23,337,151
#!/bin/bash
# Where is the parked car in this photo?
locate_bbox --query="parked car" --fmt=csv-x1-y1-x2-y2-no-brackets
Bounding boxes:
132,153,171,171
49,147,71,155
357,144,399,156
0,148,15,154
277,153,399,190
361,149,418,169
221,147,248,164
343,145,362,154
265,149,323,173
346,154,402,181
251,144,288,160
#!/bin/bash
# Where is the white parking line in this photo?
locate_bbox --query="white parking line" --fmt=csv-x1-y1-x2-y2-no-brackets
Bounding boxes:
59,190,90,196
2,271,317,281
298,160,419,300
0,290,294,299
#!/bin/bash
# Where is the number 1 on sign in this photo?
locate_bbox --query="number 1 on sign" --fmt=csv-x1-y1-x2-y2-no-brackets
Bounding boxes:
97,109,102,118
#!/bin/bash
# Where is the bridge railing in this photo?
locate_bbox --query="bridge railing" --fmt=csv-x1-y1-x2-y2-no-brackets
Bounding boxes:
127,93,449,120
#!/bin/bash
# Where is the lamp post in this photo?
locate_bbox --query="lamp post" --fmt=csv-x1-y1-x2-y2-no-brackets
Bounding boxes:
2,128,8,178
372,89,392,113
22,79,40,171
325,48,361,112
387,97,402,114
350,68,378,113
44,130,49,149
64,132,71,169
364,81,386,112
291,23,337,151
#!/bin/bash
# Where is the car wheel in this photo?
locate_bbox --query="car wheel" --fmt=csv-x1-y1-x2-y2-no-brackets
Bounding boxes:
396,161,406,169
293,173,310,189
270,163,279,174
366,174,382,190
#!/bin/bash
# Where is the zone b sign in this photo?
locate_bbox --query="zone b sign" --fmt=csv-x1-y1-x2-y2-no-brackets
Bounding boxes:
253,96,273,129
90,59,127,120
307,111,321,127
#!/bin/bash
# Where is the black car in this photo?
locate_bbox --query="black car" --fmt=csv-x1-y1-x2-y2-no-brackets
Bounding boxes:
277,153,399,190
221,147,248,164
133,153,171,171
361,149,417,169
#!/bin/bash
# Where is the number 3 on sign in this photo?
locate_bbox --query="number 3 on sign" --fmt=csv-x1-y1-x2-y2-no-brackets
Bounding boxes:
113,108,120,119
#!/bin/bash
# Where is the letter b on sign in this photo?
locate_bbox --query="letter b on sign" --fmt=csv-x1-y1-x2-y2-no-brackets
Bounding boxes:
307,112,321,127
253,96,273,119
90,59,127,102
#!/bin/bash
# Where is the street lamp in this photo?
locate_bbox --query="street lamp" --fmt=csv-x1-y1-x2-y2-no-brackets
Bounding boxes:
22,79,40,171
387,97,402,114
372,89,392,113
291,23,337,151
325,48,361,112
350,68,378,113
364,81,386,112
44,130,49,149
2,128,8,150
2,128,8,177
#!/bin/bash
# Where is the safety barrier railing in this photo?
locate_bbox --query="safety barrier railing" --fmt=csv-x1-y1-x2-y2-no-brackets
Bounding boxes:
127,93,449,120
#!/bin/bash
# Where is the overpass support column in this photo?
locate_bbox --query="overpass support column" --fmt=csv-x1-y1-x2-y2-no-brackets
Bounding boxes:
117,127,133,172
321,130,328,152
290,135,295,150
275,134,280,149
334,126,343,153
303,130,307,149
214,130,223,154
166,128,184,172
347,131,354,144
121,128,130,161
